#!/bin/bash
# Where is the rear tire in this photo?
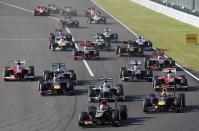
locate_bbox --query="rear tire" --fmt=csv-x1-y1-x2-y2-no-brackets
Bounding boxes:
143,98,150,112
43,70,51,81
3,67,10,77
115,84,124,96
112,110,119,121
175,93,185,112
79,112,88,127
115,46,120,55
29,66,34,76
119,105,127,120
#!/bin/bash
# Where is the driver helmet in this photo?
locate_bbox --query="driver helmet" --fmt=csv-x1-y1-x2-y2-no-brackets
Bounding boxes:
103,79,109,88
101,100,107,105
17,61,21,65
161,88,168,97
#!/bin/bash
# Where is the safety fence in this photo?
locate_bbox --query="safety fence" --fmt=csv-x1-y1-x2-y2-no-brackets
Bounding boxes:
151,0,199,16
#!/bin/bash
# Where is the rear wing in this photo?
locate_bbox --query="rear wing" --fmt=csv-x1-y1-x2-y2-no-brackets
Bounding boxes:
98,76,112,82
155,86,176,92
52,63,65,71
152,50,164,56
162,68,176,73
128,60,142,66
87,7,96,12
103,29,111,32
13,59,26,64
36,6,46,9
80,41,95,47
55,28,65,33
155,86,176,97
97,76,113,86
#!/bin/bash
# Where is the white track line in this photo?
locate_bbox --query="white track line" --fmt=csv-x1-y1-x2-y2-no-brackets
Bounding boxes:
91,0,199,81
0,2,33,13
0,1,95,77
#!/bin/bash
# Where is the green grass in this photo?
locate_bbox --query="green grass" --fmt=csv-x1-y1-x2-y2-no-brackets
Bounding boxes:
95,0,199,71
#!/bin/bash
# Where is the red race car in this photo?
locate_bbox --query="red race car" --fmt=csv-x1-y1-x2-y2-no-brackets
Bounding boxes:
74,41,99,60
34,6,49,16
3,60,35,81
145,50,175,70
84,7,98,17
153,68,188,91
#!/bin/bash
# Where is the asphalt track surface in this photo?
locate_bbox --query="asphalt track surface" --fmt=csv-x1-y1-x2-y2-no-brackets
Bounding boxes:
0,0,199,131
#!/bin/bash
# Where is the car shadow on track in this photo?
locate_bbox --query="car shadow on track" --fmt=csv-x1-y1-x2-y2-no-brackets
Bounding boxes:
125,95,144,102
186,86,199,92
78,79,97,86
185,105,199,113
74,88,88,96
121,117,154,126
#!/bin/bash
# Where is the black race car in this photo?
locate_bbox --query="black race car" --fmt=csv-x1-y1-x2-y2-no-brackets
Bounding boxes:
59,17,79,28
116,40,144,57
120,60,152,82
79,100,127,127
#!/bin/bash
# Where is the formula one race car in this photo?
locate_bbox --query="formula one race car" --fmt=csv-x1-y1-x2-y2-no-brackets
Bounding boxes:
120,60,153,82
59,17,79,28
143,86,185,113
74,41,99,60
116,40,144,57
34,6,49,16
153,68,188,91
84,7,97,17
3,59,35,81
61,6,77,16
132,35,153,51
46,4,60,15
88,77,125,102
87,12,106,24
94,28,118,43
49,29,75,51
79,100,127,127
145,50,175,70
92,35,111,51
38,63,76,96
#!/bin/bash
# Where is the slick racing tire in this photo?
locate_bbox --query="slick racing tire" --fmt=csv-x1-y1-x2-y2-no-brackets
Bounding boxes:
115,46,120,55
79,112,88,127
119,105,127,120
28,66,35,76
3,67,10,77
115,84,124,96
43,70,51,81
143,98,151,112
